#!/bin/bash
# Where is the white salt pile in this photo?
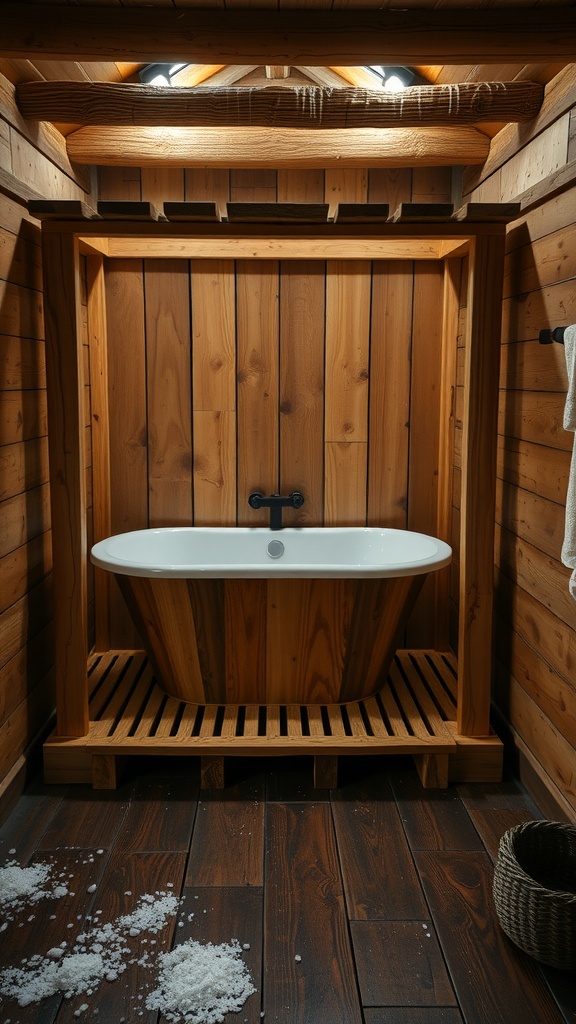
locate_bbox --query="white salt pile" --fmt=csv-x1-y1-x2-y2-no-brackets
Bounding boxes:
146,939,255,1024
0,870,256,1024
0,944,128,1006
0,860,69,922
0,890,179,1008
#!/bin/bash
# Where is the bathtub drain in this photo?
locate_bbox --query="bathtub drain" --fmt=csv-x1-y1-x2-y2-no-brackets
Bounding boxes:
267,540,285,559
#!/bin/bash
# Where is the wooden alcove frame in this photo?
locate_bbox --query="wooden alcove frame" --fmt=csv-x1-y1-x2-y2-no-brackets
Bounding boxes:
39,208,509,789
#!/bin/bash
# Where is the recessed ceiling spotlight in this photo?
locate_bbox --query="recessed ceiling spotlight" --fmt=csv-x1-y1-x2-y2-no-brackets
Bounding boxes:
139,63,190,87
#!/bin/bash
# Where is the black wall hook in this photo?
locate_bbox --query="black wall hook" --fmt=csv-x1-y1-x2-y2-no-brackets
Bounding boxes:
539,327,567,345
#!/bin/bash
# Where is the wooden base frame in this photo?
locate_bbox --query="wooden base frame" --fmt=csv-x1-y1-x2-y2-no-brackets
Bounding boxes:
43,649,503,790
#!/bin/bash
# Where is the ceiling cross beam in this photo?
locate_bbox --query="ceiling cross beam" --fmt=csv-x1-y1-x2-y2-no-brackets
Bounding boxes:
16,80,544,129
65,124,490,168
2,6,576,64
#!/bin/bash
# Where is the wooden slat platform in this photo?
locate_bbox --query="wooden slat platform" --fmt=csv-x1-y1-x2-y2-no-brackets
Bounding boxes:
43,650,503,790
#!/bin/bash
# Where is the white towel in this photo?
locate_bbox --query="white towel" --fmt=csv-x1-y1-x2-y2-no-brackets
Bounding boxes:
561,324,576,600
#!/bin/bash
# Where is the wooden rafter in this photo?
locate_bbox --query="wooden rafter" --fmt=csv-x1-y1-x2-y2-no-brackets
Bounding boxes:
65,124,490,168
17,80,544,129
1,6,575,64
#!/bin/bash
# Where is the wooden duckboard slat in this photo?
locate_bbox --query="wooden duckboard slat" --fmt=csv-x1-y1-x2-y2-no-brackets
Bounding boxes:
44,650,460,757
43,651,502,786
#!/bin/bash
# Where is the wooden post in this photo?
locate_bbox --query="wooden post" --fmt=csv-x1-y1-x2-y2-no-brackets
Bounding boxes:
435,258,460,651
42,228,89,737
457,232,505,736
87,256,112,652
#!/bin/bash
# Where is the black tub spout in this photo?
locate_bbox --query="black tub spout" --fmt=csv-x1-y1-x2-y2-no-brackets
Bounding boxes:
248,491,304,530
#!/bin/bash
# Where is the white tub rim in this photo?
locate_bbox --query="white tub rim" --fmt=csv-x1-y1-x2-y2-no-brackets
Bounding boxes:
90,526,452,579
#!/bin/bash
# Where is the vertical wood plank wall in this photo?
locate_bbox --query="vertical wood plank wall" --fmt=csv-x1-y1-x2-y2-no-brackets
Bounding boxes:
99,167,453,650
459,74,576,819
0,70,96,809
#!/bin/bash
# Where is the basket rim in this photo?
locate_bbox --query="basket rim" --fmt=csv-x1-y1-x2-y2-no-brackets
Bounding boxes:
496,820,576,902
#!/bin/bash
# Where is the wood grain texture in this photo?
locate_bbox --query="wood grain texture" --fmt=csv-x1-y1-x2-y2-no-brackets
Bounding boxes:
236,260,279,524
368,261,412,527
265,578,352,704
389,768,484,852
406,261,445,648
224,580,267,704
114,777,197,853
351,920,457,1007
264,802,362,1024
42,230,88,737
458,234,505,736
325,259,370,444
364,1012,464,1024
145,259,192,526
186,776,265,886
279,260,325,526
87,255,112,652
3,7,576,64
332,775,429,920
191,258,235,413
192,410,236,525
105,259,148,649
417,851,566,1024
17,80,544,128
67,125,490,169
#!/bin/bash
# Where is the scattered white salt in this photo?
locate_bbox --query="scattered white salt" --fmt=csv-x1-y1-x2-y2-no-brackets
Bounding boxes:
117,891,179,937
8,848,16,855
0,948,128,1007
46,948,65,960
146,939,255,1024
0,861,70,921
294,955,302,963
87,884,97,893
242,944,250,951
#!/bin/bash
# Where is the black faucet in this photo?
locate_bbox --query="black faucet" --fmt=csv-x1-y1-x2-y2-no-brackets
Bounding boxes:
248,491,304,530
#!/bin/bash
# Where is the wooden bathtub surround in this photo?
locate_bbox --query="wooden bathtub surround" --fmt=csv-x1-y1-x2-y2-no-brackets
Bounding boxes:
39,206,510,786
114,573,426,706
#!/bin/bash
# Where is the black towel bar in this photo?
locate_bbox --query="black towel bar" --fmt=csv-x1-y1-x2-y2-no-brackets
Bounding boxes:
539,327,567,345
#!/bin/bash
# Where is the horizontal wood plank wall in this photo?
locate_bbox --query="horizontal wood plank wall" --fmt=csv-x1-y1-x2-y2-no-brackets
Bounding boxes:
0,72,96,806
462,74,576,818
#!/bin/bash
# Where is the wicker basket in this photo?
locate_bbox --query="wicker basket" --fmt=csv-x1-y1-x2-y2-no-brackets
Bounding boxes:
493,820,576,970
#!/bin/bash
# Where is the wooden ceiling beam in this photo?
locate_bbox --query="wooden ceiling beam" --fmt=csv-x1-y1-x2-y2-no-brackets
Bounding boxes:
65,124,490,168
17,80,544,129
1,6,575,64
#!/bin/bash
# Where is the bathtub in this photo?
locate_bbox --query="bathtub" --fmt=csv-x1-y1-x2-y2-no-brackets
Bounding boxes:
91,527,451,706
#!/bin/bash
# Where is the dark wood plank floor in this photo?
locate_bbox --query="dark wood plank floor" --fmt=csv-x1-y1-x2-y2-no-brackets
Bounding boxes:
0,755,575,1024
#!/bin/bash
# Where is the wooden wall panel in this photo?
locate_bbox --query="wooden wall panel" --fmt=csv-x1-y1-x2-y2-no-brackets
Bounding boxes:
145,259,192,526
236,260,280,526
325,262,371,443
367,262,412,528
191,258,236,525
407,263,445,647
463,87,576,815
191,259,236,413
193,411,236,526
0,70,99,800
279,261,325,526
105,259,148,648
